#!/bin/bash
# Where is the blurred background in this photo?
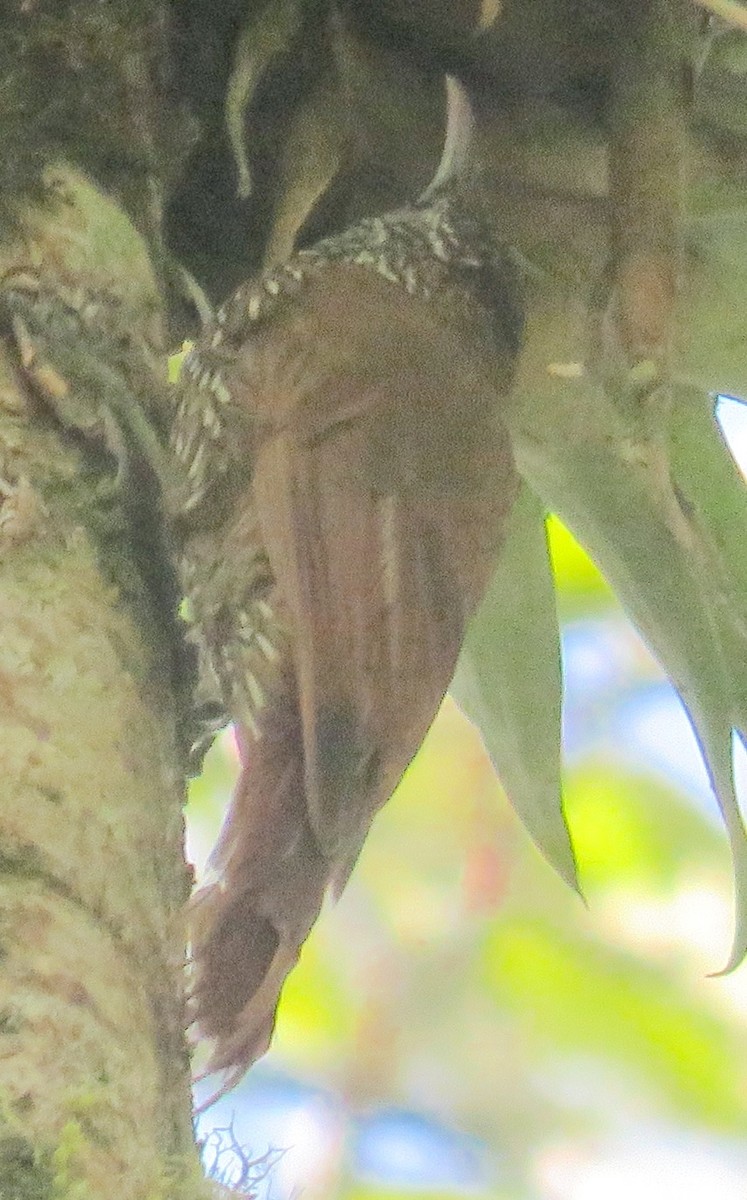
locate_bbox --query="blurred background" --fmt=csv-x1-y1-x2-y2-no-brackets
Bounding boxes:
188,398,747,1199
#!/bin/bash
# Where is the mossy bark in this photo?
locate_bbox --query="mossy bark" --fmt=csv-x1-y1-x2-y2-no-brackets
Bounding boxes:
0,535,193,1195
0,2,200,1194
0,190,201,1197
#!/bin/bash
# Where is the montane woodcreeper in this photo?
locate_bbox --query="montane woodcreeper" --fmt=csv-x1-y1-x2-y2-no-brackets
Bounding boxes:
171,77,524,1092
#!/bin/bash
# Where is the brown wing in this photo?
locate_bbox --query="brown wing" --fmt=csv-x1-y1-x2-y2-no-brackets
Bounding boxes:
247,263,518,871
186,261,518,1089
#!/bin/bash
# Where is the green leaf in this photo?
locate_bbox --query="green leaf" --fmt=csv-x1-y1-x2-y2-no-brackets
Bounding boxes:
511,375,747,968
697,30,747,142
451,483,578,893
669,389,747,724
682,208,747,398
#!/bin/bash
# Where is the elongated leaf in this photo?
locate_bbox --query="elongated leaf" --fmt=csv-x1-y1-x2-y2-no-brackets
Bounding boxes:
668,386,747,970
682,208,747,399
511,374,747,968
451,483,578,893
669,386,747,725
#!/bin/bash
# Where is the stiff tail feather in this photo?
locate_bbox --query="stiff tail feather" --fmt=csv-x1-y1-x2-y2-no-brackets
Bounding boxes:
188,683,329,1101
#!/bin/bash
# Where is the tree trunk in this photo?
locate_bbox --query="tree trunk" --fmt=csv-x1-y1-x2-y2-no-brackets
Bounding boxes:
0,365,197,1190
0,2,200,1193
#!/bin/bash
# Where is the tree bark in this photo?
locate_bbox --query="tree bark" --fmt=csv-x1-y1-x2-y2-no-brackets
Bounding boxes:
0,407,197,1192
0,2,200,1194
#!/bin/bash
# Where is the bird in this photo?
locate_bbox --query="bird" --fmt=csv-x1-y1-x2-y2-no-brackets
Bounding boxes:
170,76,524,1095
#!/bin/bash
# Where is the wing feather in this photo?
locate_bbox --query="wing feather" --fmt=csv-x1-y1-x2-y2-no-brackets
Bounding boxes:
247,267,518,861
184,261,520,1087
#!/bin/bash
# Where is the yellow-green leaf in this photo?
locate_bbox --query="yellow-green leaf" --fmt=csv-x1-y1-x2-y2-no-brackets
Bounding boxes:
451,484,578,893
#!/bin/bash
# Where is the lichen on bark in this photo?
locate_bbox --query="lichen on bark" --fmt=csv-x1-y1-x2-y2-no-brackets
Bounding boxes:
0,2,200,1194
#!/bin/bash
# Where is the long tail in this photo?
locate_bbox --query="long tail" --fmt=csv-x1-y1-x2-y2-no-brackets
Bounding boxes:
188,679,329,1095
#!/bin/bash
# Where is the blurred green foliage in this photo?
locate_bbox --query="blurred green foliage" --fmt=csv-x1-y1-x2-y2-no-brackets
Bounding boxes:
188,515,747,1199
